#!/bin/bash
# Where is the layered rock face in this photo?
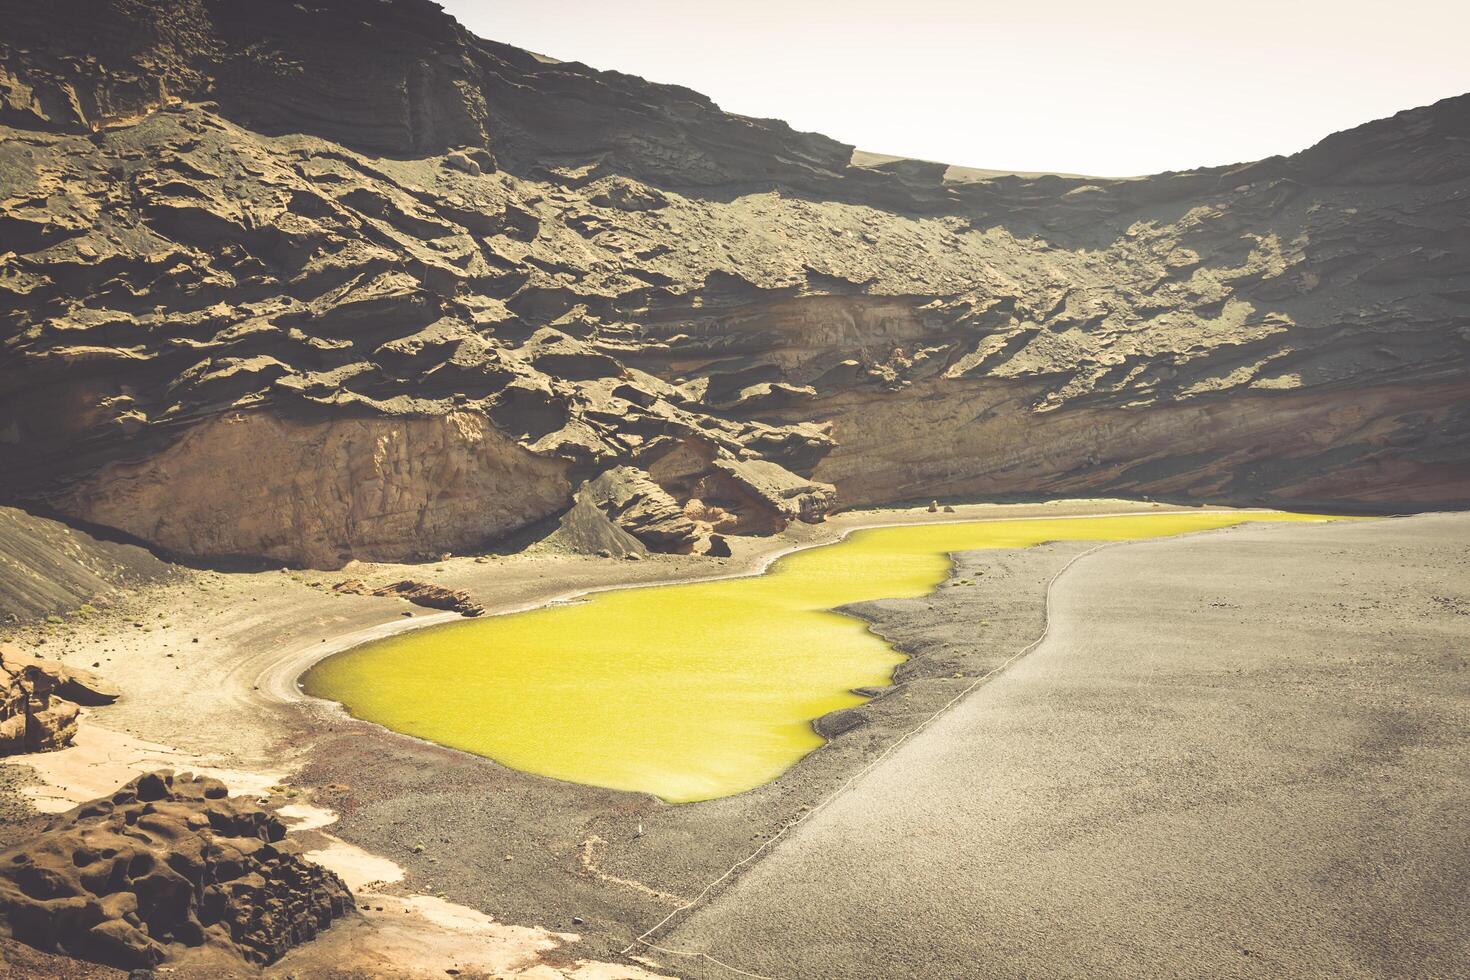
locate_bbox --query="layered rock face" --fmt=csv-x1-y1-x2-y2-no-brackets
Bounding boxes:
1,0,1466,566
0,770,353,970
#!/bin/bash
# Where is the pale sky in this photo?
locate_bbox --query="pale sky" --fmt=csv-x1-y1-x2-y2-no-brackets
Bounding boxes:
439,0,1470,178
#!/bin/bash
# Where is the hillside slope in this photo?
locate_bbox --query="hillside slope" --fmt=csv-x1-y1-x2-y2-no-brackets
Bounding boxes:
2,0,1466,566
0,506,176,623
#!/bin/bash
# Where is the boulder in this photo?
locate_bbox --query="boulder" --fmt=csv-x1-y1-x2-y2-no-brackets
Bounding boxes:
587,177,667,212
0,644,101,754
0,771,353,970
443,151,481,176
710,457,837,526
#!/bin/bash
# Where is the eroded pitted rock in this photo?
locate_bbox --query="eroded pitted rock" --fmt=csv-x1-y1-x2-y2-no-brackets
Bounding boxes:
0,770,353,970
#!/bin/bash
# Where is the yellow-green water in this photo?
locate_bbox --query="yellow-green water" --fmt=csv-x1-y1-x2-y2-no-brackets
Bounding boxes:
303,511,1333,802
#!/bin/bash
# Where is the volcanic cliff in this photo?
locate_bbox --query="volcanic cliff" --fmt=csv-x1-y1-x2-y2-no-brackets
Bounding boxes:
2,0,1467,567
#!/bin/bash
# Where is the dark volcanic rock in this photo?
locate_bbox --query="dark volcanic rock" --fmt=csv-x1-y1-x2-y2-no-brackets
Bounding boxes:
0,770,353,970
541,490,649,558
0,0,1466,568
813,706,868,739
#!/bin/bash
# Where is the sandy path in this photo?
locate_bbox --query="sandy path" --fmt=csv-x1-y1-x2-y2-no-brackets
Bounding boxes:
661,513,1470,979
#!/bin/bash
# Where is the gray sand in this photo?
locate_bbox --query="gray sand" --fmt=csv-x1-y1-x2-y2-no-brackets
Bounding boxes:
661,514,1470,978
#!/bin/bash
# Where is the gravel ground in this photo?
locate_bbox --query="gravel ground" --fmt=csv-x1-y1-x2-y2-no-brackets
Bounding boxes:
0,765,39,849
661,513,1470,979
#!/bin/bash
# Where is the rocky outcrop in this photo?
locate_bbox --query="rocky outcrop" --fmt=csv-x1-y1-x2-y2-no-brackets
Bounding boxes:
582,467,702,553
0,770,353,970
541,490,649,558
56,413,575,569
0,650,76,754
0,644,117,755
638,438,836,535
0,0,1466,568
712,457,836,527
331,578,485,617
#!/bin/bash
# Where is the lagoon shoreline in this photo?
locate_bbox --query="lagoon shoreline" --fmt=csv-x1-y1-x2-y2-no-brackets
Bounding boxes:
0,500,1387,975
297,509,1328,805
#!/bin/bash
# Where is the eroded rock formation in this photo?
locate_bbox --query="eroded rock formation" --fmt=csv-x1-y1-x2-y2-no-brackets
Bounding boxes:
1,0,1466,567
0,643,118,754
541,489,649,558
0,770,353,970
